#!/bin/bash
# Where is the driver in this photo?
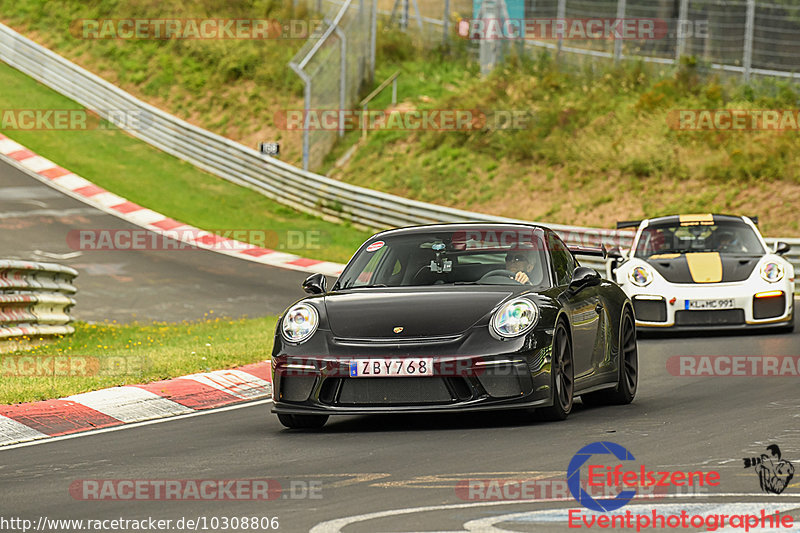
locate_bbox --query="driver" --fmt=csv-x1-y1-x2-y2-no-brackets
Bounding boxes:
715,230,743,252
505,250,535,284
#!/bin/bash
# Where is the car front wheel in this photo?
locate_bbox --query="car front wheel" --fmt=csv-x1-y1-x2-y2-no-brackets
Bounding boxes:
539,321,574,421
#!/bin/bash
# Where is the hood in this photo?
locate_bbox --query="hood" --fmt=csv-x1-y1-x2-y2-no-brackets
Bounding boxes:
324,287,515,338
646,252,759,283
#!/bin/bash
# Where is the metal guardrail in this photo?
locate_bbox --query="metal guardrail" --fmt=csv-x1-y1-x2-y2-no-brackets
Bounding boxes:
0,260,77,340
0,22,797,290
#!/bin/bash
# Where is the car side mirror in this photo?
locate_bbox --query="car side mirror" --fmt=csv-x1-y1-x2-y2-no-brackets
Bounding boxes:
774,241,791,255
606,246,623,259
567,266,601,295
302,273,327,295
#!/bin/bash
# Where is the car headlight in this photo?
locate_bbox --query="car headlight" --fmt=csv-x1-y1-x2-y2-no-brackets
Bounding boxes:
760,262,784,283
492,298,538,338
628,266,653,287
281,303,319,343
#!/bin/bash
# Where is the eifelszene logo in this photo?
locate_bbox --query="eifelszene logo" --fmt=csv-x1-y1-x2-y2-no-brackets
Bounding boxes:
744,444,795,495
567,441,637,512
567,441,721,512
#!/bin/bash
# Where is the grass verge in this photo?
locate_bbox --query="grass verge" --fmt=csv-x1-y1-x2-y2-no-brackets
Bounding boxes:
1,315,276,404
0,0,309,163
328,52,800,237
0,62,371,263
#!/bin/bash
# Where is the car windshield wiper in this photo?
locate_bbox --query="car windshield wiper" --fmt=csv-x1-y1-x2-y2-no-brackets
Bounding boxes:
347,284,388,289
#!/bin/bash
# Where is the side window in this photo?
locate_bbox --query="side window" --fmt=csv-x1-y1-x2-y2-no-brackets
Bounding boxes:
353,246,388,286
548,233,575,286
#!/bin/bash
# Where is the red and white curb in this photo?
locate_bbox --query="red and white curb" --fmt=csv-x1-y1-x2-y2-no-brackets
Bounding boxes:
0,361,272,447
0,132,345,277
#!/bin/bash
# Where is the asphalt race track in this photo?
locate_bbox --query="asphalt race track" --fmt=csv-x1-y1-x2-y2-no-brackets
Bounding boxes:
2,318,799,532
0,158,312,321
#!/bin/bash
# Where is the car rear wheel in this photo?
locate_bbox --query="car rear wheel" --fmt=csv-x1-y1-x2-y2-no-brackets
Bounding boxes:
277,413,329,429
582,307,638,406
539,321,573,421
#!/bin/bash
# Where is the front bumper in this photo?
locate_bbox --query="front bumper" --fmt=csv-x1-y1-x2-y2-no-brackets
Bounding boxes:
623,281,794,330
271,333,556,415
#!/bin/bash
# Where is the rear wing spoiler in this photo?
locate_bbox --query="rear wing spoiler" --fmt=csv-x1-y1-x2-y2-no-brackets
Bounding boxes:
616,220,642,230
617,216,758,228
569,244,624,260
568,245,622,260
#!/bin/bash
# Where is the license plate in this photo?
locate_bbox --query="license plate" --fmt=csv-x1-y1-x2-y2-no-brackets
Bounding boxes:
685,298,735,310
349,358,433,377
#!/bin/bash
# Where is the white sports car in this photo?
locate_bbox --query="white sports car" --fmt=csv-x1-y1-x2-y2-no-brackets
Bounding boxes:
609,214,795,332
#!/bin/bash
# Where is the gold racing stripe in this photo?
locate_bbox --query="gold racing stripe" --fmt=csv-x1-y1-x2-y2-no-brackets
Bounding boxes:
649,253,681,259
679,213,714,225
686,252,723,283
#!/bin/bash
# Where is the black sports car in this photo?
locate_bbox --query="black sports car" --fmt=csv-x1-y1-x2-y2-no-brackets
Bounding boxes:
271,223,638,429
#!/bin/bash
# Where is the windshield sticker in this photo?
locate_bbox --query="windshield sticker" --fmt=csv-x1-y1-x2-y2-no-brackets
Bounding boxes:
366,241,385,252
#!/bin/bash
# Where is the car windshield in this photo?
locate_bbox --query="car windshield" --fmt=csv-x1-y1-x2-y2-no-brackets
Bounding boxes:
336,229,551,289
634,220,765,258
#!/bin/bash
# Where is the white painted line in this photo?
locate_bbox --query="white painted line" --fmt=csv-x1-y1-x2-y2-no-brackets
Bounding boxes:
18,155,56,173
125,208,166,226
0,138,25,154
91,192,128,208
66,387,193,423
0,399,272,452
182,369,272,401
52,174,90,190
312,262,346,276
0,415,49,446
253,251,302,263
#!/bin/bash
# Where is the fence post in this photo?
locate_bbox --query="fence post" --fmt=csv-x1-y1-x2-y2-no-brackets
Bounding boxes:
303,79,311,169
289,62,312,171
335,26,347,138
557,0,566,55
675,0,688,61
370,0,377,80
743,0,755,82
614,0,626,63
443,0,450,46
